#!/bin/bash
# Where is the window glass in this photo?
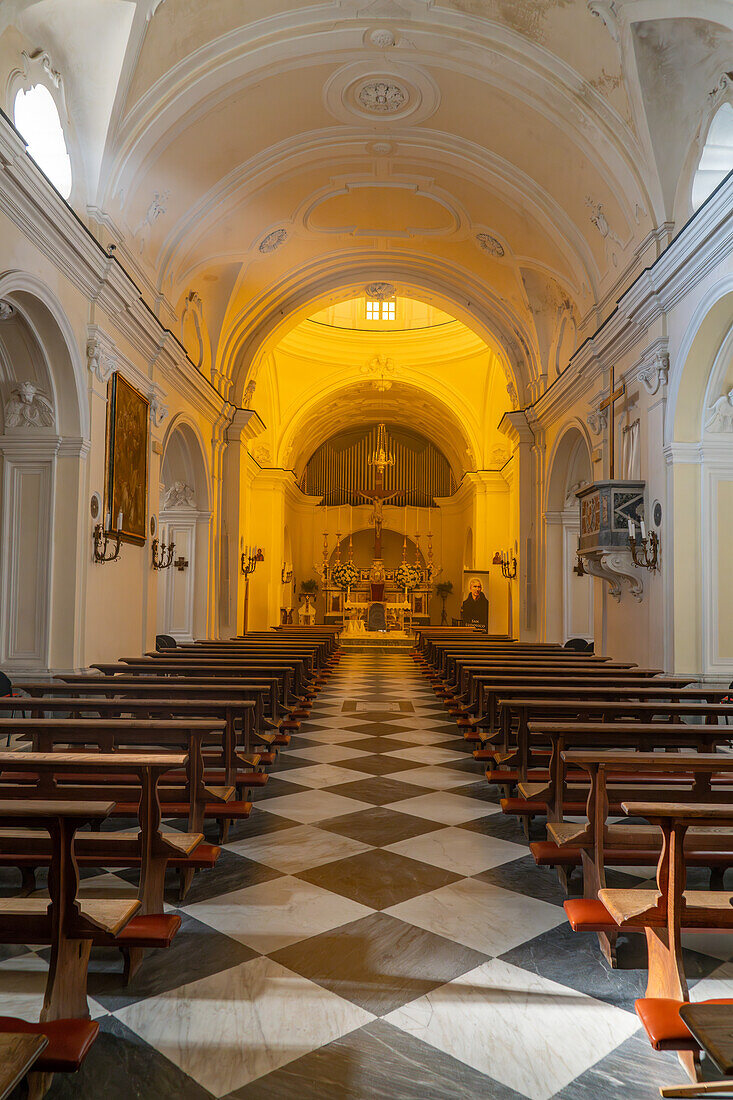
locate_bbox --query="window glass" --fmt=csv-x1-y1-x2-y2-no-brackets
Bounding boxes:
692,102,733,211
13,84,72,199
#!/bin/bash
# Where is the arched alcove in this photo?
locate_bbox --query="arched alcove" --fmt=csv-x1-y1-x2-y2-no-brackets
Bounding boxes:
0,285,86,672
544,425,594,644
158,418,212,642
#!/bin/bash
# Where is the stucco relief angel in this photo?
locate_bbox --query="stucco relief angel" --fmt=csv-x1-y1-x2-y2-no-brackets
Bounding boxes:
705,389,733,433
4,381,54,429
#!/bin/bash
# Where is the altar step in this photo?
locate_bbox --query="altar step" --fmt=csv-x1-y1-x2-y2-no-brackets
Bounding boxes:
341,630,415,650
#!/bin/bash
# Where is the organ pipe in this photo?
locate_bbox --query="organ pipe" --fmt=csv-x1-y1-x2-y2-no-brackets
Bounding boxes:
302,425,454,505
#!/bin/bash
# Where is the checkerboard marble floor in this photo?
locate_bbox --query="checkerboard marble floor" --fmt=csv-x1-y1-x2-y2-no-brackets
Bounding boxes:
5,650,732,1098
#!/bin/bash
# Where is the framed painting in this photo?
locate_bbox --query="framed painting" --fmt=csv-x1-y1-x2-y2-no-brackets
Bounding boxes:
460,569,491,632
105,372,149,545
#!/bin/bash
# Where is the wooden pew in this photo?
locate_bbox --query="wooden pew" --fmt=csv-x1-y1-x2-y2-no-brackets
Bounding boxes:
545,747,733,944
5,694,263,787
602,802,733,1081
0,800,141,1019
462,668,695,739
0,1031,48,1099
0,718,240,838
494,697,733,792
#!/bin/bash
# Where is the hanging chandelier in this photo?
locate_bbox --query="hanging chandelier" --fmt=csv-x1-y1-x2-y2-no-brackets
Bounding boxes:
368,422,395,474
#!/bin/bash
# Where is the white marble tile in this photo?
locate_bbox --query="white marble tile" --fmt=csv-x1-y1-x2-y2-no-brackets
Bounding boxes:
300,729,371,745
382,730,458,746
383,746,465,764
115,955,375,1096
385,877,565,956
183,874,374,954
384,958,639,1100
261,789,373,824
384,791,498,825
386,765,475,789
287,743,370,763
226,824,372,873
691,960,733,997
385,827,527,876
682,932,733,963
0,951,106,1021
272,763,369,789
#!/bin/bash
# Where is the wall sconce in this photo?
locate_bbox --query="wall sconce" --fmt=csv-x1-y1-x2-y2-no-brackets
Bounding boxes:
628,520,659,571
241,545,264,575
493,549,517,579
93,509,123,564
152,537,175,570
281,562,293,584
240,545,264,635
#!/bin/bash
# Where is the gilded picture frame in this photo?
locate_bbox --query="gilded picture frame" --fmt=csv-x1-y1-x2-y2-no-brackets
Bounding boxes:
105,372,149,545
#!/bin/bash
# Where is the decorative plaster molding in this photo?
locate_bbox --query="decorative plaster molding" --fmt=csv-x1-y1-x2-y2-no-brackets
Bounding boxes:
134,190,170,253
357,80,408,113
163,481,195,508
87,334,118,383
258,228,288,253
368,29,396,48
150,395,169,427
475,232,505,258
3,382,55,430
253,442,272,466
361,352,396,389
583,548,643,602
506,381,519,410
587,1,620,43
21,49,62,91
705,389,733,433
323,61,440,126
637,341,670,396
365,282,396,300
242,379,256,408
586,408,608,436
0,301,15,321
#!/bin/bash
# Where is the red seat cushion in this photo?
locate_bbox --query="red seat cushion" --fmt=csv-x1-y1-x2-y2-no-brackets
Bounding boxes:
0,1017,99,1073
115,913,181,947
564,898,614,931
501,797,546,815
635,998,733,1051
530,841,580,867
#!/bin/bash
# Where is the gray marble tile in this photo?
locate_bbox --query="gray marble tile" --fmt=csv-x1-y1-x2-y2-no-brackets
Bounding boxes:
385,959,639,1100
553,1033,690,1099
90,911,258,1011
223,1018,525,1100
270,911,489,1015
332,752,427,775
296,847,462,910
317,806,442,846
45,1016,216,1100
328,775,431,805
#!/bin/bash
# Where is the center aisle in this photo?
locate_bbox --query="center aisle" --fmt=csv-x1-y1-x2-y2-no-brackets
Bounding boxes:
49,649,690,1099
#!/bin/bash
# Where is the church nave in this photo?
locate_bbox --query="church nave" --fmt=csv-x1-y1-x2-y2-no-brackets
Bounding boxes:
3,649,716,1100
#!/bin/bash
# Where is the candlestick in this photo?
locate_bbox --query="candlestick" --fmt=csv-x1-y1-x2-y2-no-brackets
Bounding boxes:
640,518,646,539
628,519,634,538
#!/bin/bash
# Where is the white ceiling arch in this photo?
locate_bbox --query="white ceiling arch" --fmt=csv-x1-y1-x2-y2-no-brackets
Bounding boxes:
277,377,481,483
215,252,536,404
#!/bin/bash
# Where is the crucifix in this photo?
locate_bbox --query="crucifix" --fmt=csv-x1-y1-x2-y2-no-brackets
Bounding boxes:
354,469,400,558
599,364,626,479
174,555,189,571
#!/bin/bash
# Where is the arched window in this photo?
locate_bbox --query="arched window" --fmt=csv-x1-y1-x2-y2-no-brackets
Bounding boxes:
692,102,733,211
13,84,72,199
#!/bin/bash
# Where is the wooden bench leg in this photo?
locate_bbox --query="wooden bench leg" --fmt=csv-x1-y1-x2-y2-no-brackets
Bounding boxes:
645,926,701,1083
597,929,618,968
41,937,91,1021
179,867,195,899
123,946,146,984
217,819,231,845
26,1070,54,1100
19,866,37,896
556,866,573,896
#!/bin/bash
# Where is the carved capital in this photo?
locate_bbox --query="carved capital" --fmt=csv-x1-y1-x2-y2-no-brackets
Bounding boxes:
150,395,169,427
0,301,15,321
87,336,117,384
3,381,55,430
586,409,608,436
639,352,670,396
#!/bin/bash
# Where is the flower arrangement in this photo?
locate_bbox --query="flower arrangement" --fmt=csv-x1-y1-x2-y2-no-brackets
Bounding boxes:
394,563,422,591
330,561,360,590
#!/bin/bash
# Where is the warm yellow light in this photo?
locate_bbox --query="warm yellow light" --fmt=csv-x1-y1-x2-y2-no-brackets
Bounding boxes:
366,298,397,321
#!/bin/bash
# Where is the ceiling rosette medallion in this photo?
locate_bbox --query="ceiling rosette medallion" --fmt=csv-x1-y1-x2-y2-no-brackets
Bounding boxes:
323,62,440,125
